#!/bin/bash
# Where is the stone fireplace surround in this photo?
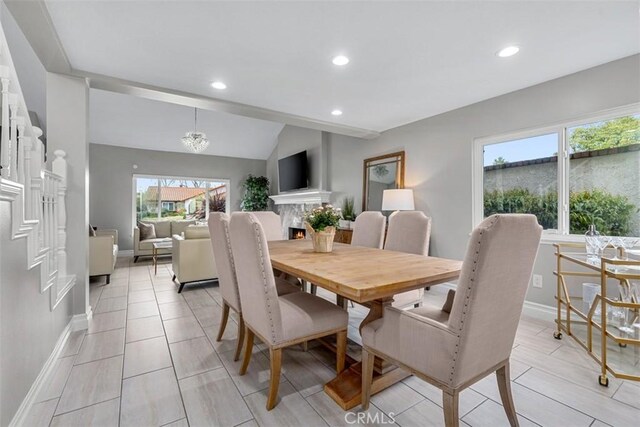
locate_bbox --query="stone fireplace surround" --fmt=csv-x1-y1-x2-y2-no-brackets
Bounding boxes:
269,190,331,240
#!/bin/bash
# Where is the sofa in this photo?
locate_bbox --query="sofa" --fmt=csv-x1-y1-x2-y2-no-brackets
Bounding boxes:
172,225,218,293
133,220,195,262
90,229,118,284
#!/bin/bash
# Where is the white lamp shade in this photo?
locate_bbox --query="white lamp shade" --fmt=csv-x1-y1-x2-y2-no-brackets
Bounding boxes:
381,189,414,211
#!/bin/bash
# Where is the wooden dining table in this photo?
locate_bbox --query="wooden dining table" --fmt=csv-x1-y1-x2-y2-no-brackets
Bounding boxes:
268,239,462,410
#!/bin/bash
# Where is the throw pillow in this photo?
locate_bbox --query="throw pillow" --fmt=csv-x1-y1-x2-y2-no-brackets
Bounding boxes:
138,222,156,241
441,289,456,313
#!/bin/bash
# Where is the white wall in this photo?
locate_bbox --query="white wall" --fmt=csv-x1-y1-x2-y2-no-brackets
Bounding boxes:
326,54,640,307
89,143,267,251
47,73,91,319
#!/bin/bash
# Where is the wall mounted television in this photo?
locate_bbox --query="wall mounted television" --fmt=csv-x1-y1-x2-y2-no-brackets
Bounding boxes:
278,150,308,192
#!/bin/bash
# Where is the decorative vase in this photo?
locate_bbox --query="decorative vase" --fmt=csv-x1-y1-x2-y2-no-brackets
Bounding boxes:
305,223,336,253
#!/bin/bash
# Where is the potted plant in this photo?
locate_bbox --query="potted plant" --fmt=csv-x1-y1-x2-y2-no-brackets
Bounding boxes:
240,175,270,211
339,196,356,229
304,205,341,253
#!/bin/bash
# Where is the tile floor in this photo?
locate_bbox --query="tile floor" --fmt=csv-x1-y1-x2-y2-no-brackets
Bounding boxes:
24,256,640,426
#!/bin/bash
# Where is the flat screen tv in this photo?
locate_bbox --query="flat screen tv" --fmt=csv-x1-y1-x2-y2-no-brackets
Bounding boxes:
278,150,308,192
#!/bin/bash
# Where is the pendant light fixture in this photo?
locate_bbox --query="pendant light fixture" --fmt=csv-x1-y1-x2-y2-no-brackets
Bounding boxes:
181,108,210,153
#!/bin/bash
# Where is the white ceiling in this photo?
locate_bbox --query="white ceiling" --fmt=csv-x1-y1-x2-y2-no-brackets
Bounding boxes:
90,89,284,159
47,1,639,134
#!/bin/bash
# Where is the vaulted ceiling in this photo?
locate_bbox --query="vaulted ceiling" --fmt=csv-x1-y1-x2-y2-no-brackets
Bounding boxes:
36,1,640,157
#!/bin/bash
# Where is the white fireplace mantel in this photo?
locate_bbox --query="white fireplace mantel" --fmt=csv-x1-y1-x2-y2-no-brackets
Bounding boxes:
269,190,332,205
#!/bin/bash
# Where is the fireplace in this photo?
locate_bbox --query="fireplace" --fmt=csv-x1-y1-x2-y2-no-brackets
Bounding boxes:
289,227,306,240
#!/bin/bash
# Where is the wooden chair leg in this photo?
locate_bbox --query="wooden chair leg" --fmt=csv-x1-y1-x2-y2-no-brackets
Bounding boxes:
497,361,519,427
234,315,245,361
266,348,282,410
443,391,460,427
361,348,375,410
216,303,230,342
239,328,255,375
336,330,347,373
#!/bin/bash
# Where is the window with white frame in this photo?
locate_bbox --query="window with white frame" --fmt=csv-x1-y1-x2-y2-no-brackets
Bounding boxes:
474,106,640,237
134,175,230,223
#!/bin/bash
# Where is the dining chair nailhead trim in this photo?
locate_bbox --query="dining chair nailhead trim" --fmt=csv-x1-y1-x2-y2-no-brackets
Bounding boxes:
250,216,278,344
448,215,500,384
222,217,241,310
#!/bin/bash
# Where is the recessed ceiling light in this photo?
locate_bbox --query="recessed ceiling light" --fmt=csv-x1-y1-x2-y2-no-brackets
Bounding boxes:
332,55,349,66
497,46,520,58
331,109,343,116
211,81,227,90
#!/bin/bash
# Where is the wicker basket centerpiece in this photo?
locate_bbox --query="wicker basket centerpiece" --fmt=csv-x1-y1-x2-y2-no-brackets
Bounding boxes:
303,204,342,253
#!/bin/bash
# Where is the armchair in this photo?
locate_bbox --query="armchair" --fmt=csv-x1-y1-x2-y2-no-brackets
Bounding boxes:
89,229,118,284
172,225,218,293
361,214,542,426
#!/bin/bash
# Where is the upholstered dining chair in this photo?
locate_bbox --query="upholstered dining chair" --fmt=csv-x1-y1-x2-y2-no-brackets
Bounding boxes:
229,212,349,410
361,214,542,427
208,213,299,361
351,211,386,249
384,211,432,309
250,211,284,241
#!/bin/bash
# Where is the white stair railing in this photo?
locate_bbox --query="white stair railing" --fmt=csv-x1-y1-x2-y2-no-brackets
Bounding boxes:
0,20,75,310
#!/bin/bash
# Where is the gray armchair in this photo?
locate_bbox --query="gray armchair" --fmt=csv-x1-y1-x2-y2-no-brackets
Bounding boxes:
361,214,542,426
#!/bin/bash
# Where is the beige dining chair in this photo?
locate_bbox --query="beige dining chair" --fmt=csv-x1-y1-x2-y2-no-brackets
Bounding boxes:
250,211,284,241
384,211,431,309
351,211,386,249
208,213,300,361
361,214,542,427
229,212,349,410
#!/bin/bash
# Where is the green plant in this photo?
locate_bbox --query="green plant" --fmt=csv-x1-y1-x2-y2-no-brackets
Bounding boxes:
569,190,637,235
304,205,341,231
569,116,640,152
194,192,226,219
484,188,638,235
240,175,270,211
341,197,356,221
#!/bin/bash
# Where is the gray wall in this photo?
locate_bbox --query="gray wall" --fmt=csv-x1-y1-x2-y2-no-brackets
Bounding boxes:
242,55,640,308
89,144,266,251
325,54,640,307
1,4,47,129
0,203,73,426
266,125,325,194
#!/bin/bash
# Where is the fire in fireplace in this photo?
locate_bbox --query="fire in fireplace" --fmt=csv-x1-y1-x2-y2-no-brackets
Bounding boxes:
289,227,306,240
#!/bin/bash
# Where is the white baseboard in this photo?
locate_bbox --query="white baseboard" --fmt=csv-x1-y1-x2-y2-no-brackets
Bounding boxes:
435,282,556,323
9,320,73,427
117,249,133,257
522,300,556,322
71,309,92,331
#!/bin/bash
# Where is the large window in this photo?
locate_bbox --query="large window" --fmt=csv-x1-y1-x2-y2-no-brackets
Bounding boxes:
474,105,639,237
134,175,229,223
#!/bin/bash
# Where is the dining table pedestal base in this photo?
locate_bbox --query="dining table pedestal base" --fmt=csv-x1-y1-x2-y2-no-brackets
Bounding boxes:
324,296,409,410
324,363,410,410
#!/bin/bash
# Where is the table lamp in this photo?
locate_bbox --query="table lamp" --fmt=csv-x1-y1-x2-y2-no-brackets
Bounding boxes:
381,189,414,213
